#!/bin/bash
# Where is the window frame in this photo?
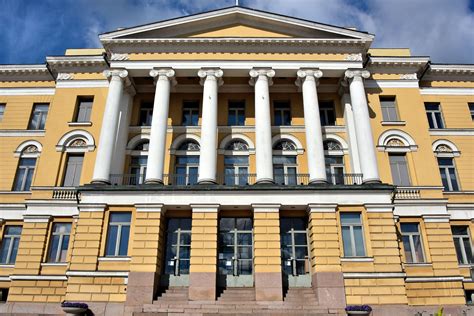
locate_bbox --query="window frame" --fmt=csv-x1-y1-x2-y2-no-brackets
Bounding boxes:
319,101,336,126
469,103,474,121
437,157,460,191
0,226,22,265
340,212,367,257
74,97,94,123
400,223,426,264
388,153,411,186
12,157,37,192
47,222,72,263
273,100,291,126
181,100,200,126
380,96,399,121
452,225,473,265
28,103,49,130
105,212,132,257
0,104,5,121
425,102,445,129
62,154,84,187
227,100,246,126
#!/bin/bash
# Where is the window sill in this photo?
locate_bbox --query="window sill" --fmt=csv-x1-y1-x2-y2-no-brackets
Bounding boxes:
0,265,14,268
340,257,374,262
404,262,433,267
41,262,67,267
381,121,406,126
0,191,31,194
459,264,474,268
98,257,131,262
68,122,92,127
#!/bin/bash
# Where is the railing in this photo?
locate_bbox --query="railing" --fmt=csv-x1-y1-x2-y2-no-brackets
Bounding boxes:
394,188,421,199
109,173,363,186
52,187,80,200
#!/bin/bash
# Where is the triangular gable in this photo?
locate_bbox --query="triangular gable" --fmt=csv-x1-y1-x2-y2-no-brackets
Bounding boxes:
99,6,373,41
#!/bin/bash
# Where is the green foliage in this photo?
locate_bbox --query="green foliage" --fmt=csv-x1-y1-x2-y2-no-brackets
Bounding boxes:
433,307,444,316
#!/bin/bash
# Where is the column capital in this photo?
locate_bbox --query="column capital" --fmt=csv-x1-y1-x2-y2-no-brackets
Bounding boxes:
149,68,176,86
344,69,370,81
296,68,323,80
198,68,224,86
103,69,129,80
249,68,275,86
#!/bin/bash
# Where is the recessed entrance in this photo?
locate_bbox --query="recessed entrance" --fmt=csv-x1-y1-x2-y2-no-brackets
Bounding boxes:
217,217,254,287
280,217,311,288
161,218,191,287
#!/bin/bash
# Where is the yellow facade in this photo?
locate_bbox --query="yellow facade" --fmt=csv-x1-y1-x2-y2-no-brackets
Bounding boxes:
0,6,473,316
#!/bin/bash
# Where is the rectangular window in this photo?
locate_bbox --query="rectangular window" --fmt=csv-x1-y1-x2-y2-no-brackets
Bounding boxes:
228,100,245,126
325,156,345,185
469,103,474,121
182,101,199,126
438,157,460,191
75,97,93,122
320,101,336,126
12,158,36,191
105,213,131,257
0,104,5,121
273,155,297,185
340,213,366,257
273,101,291,126
401,223,425,263
389,154,411,186
28,103,49,130
380,96,399,121
129,156,147,185
425,103,445,129
139,102,153,126
62,154,84,187
47,223,71,263
452,226,473,265
0,226,22,264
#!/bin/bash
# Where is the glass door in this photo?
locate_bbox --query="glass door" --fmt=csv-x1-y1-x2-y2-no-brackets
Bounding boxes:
280,217,311,287
162,218,191,287
218,217,253,287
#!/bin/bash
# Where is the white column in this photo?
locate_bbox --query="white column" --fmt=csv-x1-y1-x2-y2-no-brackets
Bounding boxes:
250,68,275,184
197,68,223,184
92,69,128,184
297,69,327,184
341,91,362,176
145,68,175,184
345,69,380,183
110,84,136,183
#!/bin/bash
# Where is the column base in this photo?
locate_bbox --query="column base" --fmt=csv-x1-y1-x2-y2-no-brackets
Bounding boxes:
197,179,217,185
91,179,111,185
125,272,159,306
362,179,382,184
144,179,164,185
255,178,275,185
308,179,329,185
189,272,216,301
255,272,283,301
311,272,346,308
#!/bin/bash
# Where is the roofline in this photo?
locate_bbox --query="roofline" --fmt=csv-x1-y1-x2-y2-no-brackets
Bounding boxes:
99,6,373,41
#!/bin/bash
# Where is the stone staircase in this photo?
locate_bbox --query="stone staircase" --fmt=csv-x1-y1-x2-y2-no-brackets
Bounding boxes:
136,287,344,315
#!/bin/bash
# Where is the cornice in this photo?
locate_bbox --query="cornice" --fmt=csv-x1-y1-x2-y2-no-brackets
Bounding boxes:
46,55,108,79
0,64,53,81
423,64,474,81
367,56,430,76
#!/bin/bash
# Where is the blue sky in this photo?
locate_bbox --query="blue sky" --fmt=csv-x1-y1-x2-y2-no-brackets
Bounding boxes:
1,0,473,64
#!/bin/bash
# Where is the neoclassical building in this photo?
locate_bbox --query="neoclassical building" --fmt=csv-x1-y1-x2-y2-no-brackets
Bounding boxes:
0,6,473,316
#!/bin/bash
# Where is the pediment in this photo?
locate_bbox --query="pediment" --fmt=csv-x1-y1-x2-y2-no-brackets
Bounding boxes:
100,7,373,41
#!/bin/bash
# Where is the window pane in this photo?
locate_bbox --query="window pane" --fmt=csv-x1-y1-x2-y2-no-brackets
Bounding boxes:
401,223,419,233
341,226,352,257
219,218,235,231
449,168,459,191
10,238,20,264
5,226,22,236
59,235,70,262
236,218,252,230
454,237,464,264
0,239,11,264
464,238,473,264
13,168,26,191
48,235,60,262
353,226,365,256
106,226,118,256
340,213,361,225
452,226,468,235
110,213,131,223
118,225,130,256
24,168,34,191
412,235,425,263
435,112,444,128
402,236,413,263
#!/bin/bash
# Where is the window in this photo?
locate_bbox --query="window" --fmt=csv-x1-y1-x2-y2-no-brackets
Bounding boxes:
228,100,245,126
469,103,474,121
389,154,411,186
425,103,444,129
12,158,37,191
273,101,291,126
28,103,49,130
466,290,474,305
273,140,298,185
129,156,148,185
340,213,366,257
452,226,473,265
75,97,93,122
175,156,199,185
325,156,345,185
224,156,249,186
401,223,425,263
319,101,336,126
438,157,460,191
0,104,5,121
380,96,399,121
182,101,199,126
62,154,84,187
105,213,131,257
139,102,153,126
0,226,22,264
47,223,71,263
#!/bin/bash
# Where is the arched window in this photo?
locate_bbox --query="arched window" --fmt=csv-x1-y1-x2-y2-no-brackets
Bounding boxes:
324,140,345,185
432,140,461,191
12,143,41,191
272,140,297,185
224,140,250,185
174,139,200,185
128,140,149,185
178,140,200,151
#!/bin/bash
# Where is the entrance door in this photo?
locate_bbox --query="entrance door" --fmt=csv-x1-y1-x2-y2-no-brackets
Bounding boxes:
280,217,311,287
218,217,253,287
161,218,191,287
